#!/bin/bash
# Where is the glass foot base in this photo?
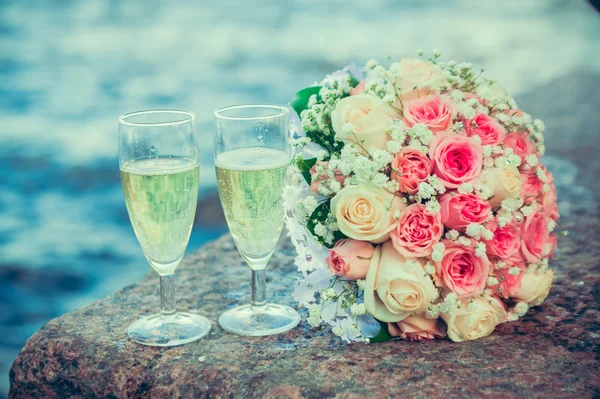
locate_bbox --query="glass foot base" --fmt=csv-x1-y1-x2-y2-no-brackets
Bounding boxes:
127,312,211,347
218,303,300,336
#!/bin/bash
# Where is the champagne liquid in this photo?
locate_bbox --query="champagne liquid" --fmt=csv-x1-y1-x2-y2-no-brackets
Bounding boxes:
215,148,289,268
120,157,199,275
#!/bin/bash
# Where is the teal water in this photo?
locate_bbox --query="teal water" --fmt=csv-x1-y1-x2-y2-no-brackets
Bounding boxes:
1,0,599,396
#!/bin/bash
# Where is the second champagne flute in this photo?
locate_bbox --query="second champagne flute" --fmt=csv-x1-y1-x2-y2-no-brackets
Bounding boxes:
214,104,300,336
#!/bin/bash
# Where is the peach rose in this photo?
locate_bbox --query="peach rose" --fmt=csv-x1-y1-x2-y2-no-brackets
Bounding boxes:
331,94,398,152
388,314,445,341
391,203,444,258
435,240,490,297
429,134,483,188
388,58,445,104
308,161,346,194
390,147,432,195
485,220,521,259
350,80,366,96
504,132,538,166
520,172,543,205
439,192,491,231
512,269,554,306
441,296,507,342
478,165,522,208
465,113,506,145
403,95,457,134
364,242,438,322
520,206,551,263
331,184,406,243
326,239,375,280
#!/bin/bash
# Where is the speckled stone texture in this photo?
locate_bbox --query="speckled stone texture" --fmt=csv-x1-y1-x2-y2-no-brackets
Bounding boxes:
9,74,600,398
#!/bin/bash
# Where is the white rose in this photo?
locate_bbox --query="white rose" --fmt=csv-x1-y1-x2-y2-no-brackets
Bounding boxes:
331,94,398,153
512,269,554,306
388,58,446,103
478,165,522,208
331,184,405,243
364,242,439,322
441,296,507,342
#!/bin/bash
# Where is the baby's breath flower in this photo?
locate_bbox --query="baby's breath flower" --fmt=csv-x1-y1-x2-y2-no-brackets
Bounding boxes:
466,223,482,237
418,182,436,200
533,119,545,132
314,222,328,238
424,263,435,275
350,303,366,316
426,199,441,214
432,242,445,262
507,153,522,167
387,140,402,154
526,154,539,167
450,90,465,101
508,267,521,276
475,242,486,257
458,236,471,246
482,228,494,241
515,302,529,317
404,259,417,272
521,205,535,217
487,277,499,286
482,145,493,157
458,183,474,194
445,230,460,241
357,279,366,289
303,196,318,214
332,325,344,337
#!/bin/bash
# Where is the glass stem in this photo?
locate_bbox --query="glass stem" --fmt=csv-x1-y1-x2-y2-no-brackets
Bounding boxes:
251,269,267,307
160,274,176,316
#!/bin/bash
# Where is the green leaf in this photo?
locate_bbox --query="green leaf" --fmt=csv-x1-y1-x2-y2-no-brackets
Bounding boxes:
306,200,346,248
369,320,393,343
349,76,361,88
291,86,322,116
296,157,317,185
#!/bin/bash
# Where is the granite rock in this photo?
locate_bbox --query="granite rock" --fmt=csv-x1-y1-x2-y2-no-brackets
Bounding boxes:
9,72,600,398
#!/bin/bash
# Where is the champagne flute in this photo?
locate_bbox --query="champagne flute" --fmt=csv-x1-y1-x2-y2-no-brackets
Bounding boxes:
214,104,300,336
119,109,211,346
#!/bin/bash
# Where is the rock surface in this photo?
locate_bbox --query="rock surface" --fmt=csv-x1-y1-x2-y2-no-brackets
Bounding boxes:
9,72,600,398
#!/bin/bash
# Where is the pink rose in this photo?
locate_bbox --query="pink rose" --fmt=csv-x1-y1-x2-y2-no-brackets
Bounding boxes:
350,80,366,96
491,256,526,299
465,113,506,145
390,148,432,195
520,206,551,263
391,204,444,258
546,234,557,259
388,314,445,341
435,239,490,297
520,172,543,205
540,177,559,221
439,192,491,231
429,134,484,188
403,95,457,134
308,161,345,194
325,239,375,280
504,132,538,166
485,220,521,259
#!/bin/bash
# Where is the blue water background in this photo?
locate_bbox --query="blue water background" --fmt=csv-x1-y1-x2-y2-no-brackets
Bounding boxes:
1,0,599,396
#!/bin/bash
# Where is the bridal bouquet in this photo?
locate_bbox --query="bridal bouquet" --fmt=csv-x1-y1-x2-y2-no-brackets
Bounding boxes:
285,50,559,343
